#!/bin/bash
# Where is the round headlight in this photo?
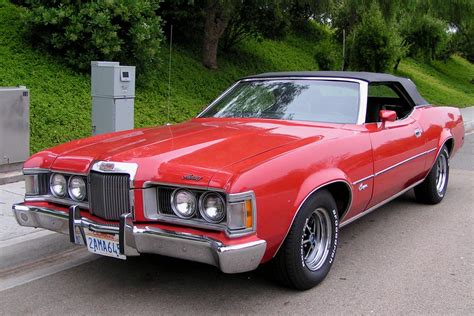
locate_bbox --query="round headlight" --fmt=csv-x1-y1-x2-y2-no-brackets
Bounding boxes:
171,189,197,218
68,176,86,201
199,192,225,223
50,173,67,197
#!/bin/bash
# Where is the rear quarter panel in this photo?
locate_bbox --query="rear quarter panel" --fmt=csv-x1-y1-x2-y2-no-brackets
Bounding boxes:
416,106,464,169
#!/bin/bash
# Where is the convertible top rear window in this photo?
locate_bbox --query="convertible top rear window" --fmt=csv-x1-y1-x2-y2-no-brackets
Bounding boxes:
200,80,360,124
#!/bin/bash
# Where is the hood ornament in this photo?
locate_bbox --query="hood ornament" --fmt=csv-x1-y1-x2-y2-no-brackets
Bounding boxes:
183,174,203,181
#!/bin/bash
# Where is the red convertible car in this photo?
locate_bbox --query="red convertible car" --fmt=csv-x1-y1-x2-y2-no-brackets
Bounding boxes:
13,71,464,289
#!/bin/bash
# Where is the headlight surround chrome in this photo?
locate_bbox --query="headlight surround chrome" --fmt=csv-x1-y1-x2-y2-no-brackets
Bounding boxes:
171,189,197,218
68,176,87,201
50,173,67,198
199,192,226,223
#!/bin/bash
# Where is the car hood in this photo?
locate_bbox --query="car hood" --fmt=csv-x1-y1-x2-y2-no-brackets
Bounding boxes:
35,118,337,187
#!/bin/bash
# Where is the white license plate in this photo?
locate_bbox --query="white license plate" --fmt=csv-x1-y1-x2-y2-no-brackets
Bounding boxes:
85,231,126,260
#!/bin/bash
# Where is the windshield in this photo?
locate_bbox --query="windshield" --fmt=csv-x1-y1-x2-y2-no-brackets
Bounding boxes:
200,80,360,124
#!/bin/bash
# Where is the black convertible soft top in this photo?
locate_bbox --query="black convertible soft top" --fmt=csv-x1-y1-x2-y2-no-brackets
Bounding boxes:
243,71,429,106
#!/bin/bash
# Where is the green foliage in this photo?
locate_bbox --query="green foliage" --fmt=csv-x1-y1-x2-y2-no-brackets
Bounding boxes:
395,56,474,106
220,0,290,51
400,14,448,61
348,4,404,72
0,1,472,154
23,0,164,72
314,39,342,70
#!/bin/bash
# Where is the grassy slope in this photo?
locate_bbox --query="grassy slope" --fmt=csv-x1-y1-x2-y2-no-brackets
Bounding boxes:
1,1,473,153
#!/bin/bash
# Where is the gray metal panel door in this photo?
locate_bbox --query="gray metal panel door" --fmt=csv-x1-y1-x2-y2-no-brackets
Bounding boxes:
0,88,30,164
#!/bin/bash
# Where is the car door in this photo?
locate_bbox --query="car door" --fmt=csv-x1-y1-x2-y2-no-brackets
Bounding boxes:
365,83,428,208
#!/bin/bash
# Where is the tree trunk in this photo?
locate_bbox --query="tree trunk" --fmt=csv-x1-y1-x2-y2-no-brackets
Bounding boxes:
202,0,232,70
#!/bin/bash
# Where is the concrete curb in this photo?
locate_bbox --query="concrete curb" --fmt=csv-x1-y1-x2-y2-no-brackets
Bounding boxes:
460,106,473,134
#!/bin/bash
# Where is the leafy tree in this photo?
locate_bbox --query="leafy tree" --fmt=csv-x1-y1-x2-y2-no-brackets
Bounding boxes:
201,0,236,69
400,14,448,61
348,4,405,72
221,1,289,52
23,0,164,72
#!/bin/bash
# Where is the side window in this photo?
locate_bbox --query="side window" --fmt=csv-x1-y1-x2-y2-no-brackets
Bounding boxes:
366,83,414,123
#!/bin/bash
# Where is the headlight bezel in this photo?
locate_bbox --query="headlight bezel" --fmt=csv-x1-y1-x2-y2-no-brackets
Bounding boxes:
68,175,87,201
50,173,67,198
199,192,226,224
171,188,198,219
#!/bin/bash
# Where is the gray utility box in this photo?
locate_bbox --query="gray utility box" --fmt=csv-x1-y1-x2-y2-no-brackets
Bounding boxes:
91,61,136,135
0,87,29,169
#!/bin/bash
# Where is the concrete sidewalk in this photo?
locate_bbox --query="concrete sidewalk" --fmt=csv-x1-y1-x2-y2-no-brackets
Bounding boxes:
0,181,49,243
0,106,473,244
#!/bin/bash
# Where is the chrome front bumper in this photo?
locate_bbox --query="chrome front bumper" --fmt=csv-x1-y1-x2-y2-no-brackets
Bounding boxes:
12,204,266,274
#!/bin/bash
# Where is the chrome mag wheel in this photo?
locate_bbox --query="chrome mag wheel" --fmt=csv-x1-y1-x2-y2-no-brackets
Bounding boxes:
436,153,448,195
301,207,332,271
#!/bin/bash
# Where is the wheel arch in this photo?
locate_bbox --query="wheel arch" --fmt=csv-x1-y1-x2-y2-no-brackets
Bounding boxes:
272,177,352,258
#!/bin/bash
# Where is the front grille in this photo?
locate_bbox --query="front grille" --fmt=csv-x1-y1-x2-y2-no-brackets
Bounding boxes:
158,187,175,215
38,174,50,195
89,172,130,220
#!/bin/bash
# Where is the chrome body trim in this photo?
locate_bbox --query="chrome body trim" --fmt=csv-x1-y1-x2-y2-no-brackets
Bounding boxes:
12,204,266,274
352,174,374,185
23,168,50,175
143,181,226,192
273,179,352,258
374,148,437,177
340,178,424,228
151,214,227,232
351,147,437,185
197,77,368,125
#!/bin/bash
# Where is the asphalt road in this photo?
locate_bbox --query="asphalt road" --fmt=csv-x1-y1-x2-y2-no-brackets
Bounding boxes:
1,134,473,315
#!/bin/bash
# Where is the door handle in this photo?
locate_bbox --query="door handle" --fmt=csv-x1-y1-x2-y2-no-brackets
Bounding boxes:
414,129,422,137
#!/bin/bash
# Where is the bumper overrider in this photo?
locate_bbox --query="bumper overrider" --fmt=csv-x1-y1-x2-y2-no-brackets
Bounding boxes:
12,203,266,273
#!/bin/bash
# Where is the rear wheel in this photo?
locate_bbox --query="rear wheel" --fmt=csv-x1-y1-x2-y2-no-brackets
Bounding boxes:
273,189,338,290
414,145,449,204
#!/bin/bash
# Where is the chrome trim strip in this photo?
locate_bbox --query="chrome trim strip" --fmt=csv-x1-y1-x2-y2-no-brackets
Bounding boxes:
197,81,240,117
152,214,226,231
143,181,226,193
352,174,374,185
351,147,437,185
340,178,424,228
23,168,50,175
50,170,88,176
357,81,368,125
374,148,437,177
273,179,352,258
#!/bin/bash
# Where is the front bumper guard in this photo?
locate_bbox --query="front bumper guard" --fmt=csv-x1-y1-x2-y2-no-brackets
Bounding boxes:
12,204,266,274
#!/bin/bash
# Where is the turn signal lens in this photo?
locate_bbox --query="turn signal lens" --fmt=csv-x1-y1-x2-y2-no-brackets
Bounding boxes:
245,200,253,228
227,194,255,235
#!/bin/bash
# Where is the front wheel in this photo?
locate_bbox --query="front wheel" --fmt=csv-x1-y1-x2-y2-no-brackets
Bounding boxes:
414,145,449,204
273,189,338,290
